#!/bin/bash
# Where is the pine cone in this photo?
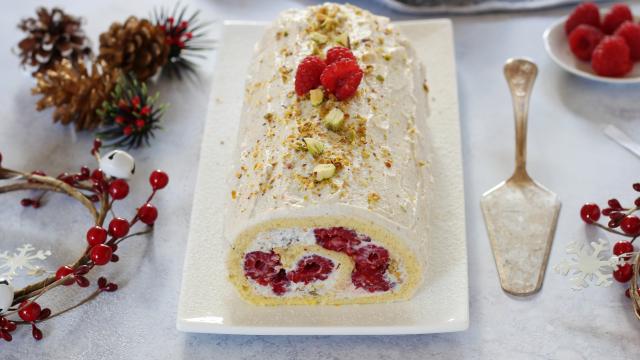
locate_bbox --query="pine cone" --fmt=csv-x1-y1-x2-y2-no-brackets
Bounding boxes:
98,17,169,81
32,59,121,131
17,7,92,75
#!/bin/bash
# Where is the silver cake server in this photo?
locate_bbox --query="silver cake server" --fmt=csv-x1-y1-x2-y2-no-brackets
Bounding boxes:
481,58,561,296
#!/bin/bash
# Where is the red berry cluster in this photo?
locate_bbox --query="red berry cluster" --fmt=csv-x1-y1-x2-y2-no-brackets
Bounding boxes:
0,316,16,342
0,140,169,341
17,301,50,341
287,255,335,285
114,96,152,137
294,46,363,101
243,250,337,296
315,228,392,293
159,17,193,50
566,2,640,77
243,251,288,295
580,182,640,287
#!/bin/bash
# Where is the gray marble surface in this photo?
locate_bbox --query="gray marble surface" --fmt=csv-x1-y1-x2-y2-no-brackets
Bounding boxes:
1,0,639,359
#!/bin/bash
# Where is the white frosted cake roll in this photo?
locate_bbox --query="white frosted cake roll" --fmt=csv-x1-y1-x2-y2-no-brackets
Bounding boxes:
226,3,430,305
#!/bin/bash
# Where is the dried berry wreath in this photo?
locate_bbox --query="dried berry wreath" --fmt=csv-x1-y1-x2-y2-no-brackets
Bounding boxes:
580,183,640,319
0,139,168,341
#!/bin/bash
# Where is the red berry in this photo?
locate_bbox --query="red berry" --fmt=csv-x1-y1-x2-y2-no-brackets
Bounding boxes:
351,269,391,292
80,166,90,178
320,58,363,100
90,244,113,266
55,266,75,286
633,183,640,192
86,226,107,246
353,244,390,273
602,3,633,34
314,227,361,255
568,25,604,61
18,301,41,322
580,203,600,224
123,126,133,136
326,46,356,65
625,288,640,298
591,35,633,77
93,138,102,150
243,251,282,286
287,255,334,284
131,96,141,108
615,21,640,61
108,217,130,238
108,179,129,200
91,169,105,183
135,119,146,129
294,55,326,96
149,170,169,190
31,324,43,341
608,198,623,209
620,215,640,236
140,106,151,116
565,2,601,35
20,198,32,207
137,203,158,225
613,263,633,283
613,241,634,261
270,268,290,295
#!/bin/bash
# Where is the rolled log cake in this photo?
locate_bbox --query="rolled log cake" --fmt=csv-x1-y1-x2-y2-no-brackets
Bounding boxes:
226,3,430,305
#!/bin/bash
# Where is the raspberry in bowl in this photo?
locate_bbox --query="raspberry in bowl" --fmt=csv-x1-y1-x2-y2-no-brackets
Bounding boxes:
544,2,640,83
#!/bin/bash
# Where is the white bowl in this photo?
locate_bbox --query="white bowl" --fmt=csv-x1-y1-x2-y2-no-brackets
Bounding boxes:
543,17,640,84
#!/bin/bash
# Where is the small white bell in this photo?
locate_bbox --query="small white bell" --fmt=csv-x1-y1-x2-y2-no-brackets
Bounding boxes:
99,150,136,179
0,279,14,314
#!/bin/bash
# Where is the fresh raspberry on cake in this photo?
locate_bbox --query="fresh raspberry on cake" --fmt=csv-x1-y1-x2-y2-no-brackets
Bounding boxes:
602,3,633,34
270,269,290,295
591,35,633,77
351,269,391,293
288,255,334,284
565,2,601,35
320,58,364,100
243,251,282,286
353,244,390,273
314,227,361,255
569,25,604,61
294,55,326,96
615,21,640,60
326,46,356,64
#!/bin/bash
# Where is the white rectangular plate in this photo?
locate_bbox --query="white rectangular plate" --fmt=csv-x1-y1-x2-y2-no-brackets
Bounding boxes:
177,19,468,335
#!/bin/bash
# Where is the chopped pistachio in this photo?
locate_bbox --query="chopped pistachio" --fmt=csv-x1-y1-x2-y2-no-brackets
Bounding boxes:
303,137,324,157
231,190,237,200
383,53,392,61
335,33,350,47
347,129,356,143
376,74,385,82
323,108,345,131
368,192,381,204
313,164,336,181
310,88,324,106
309,32,328,44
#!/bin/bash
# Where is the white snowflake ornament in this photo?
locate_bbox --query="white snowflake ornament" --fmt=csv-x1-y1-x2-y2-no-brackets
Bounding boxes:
554,239,620,290
100,150,135,179
0,244,52,281
0,279,13,314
